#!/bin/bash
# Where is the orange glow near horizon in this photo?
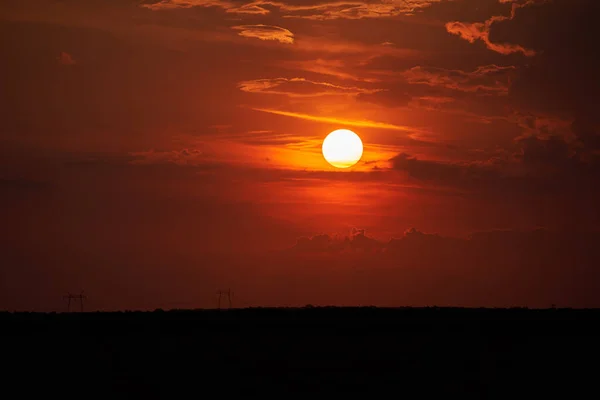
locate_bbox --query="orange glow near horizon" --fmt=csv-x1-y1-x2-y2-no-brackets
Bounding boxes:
3,0,600,311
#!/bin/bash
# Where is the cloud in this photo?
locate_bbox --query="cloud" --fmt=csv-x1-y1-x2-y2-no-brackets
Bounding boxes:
291,228,383,253
503,1,600,111
292,233,335,252
280,0,445,20
445,0,542,56
57,51,76,65
129,148,207,166
516,136,577,169
284,226,600,307
277,59,373,82
390,153,501,187
490,0,600,160
142,0,447,20
231,24,294,44
445,20,534,56
511,114,573,141
250,108,418,131
294,36,424,58
357,63,517,115
389,132,600,199
238,78,383,97
402,65,516,94
141,0,230,11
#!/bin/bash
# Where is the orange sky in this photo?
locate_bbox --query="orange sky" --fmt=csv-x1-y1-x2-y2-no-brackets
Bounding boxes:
2,0,600,310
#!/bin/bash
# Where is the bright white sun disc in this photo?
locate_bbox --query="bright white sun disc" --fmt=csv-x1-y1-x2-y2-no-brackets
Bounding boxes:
322,129,363,169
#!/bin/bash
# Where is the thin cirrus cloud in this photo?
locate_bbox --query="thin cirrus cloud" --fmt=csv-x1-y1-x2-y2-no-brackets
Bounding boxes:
238,78,383,97
277,0,445,20
277,59,370,82
142,0,446,19
231,24,294,44
250,108,417,131
401,65,516,94
129,148,206,166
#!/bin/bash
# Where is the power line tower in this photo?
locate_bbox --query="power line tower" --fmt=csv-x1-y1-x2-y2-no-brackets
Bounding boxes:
216,289,233,309
63,291,86,312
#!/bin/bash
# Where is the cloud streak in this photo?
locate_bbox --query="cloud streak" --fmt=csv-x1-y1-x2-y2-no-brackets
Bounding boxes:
231,24,294,44
250,108,417,131
402,65,516,94
238,77,383,97
142,0,446,20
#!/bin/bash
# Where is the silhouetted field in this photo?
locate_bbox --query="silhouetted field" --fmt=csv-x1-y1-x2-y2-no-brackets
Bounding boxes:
2,307,599,397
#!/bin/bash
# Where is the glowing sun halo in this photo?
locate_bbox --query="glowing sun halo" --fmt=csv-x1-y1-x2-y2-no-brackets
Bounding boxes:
322,129,364,169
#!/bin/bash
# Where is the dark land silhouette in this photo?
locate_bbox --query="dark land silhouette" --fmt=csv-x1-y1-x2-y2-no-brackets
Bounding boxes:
3,306,600,397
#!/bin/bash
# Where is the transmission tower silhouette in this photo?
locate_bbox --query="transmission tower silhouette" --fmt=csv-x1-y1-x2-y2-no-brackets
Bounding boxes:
216,289,233,309
63,291,86,312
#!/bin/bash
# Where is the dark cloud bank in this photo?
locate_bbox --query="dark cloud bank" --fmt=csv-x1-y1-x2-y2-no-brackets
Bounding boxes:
288,227,600,308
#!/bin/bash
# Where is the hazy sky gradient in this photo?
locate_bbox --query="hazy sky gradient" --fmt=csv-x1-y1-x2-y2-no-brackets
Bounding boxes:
2,0,599,310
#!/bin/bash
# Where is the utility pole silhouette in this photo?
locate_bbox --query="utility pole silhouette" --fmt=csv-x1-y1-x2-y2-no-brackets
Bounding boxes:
216,289,233,309
63,291,86,312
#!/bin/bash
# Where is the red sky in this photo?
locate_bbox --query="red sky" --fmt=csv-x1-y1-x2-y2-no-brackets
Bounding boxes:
2,0,600,310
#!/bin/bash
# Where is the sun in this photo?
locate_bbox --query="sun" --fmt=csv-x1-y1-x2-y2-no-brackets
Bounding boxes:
322,129,364,169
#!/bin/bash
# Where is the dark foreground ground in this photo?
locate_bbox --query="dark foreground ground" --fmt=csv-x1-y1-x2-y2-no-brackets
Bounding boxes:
2,307,600,397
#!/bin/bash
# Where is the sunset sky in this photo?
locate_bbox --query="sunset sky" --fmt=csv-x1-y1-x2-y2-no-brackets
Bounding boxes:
2,0,599,310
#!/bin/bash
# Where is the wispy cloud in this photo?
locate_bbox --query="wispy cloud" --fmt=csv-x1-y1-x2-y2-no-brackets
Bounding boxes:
129,148,206,166
445,0,541,56
142,0,446,20
238,77,383,97
402,65,516,94
250,108,417,131
277,59,369,82
279,0,445,20
231,24,294,44
141,0,228,11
